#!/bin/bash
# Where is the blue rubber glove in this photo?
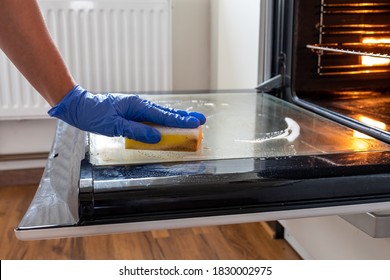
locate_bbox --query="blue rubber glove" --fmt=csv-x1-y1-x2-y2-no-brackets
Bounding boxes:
48,85,206,143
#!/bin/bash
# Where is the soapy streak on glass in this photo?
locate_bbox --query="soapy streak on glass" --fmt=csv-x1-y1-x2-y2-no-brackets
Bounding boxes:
89,92,390,166
235,117,300,144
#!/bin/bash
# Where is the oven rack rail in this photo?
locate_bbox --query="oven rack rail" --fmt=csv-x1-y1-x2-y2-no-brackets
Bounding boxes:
307,43,390,59
321,2,390,14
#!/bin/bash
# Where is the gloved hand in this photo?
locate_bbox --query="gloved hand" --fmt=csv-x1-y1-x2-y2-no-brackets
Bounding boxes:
48,85,206,143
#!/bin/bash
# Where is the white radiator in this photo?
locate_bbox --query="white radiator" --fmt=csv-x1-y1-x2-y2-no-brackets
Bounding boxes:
0,0,172,120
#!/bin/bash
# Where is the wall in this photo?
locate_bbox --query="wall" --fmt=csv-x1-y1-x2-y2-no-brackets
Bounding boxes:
172,0,261,90
172,0,211,90
210,0,261,89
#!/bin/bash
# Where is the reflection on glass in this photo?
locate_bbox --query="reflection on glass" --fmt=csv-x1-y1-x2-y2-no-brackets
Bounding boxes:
354,115,387,139
351,138,370,151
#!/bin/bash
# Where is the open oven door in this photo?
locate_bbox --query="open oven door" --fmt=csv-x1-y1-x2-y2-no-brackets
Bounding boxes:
15,90,390,240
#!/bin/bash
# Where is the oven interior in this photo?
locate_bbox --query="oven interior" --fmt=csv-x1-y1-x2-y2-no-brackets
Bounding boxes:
273,0,390,142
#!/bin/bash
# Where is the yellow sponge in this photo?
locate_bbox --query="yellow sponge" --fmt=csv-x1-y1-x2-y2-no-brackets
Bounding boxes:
125,124,203,152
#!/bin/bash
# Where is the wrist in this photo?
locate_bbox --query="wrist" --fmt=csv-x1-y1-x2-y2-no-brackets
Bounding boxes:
47,84,85,117
48,82,79,106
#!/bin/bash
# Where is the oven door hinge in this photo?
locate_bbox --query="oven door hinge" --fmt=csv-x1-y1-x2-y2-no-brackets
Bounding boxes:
255,53,289,95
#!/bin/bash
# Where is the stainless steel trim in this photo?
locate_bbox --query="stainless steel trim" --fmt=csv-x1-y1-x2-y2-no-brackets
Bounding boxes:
322,2,390,14
341,211,390,238
323,9,390,14
307,44,390,59
257,0,273,84
256,74,283,92
17,121,86,229
16,201,390,240
323,3,390,7
321,31,390,35
318,69,390,76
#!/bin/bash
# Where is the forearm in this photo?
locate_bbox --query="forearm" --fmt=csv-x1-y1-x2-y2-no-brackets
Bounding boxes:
0,0,75,106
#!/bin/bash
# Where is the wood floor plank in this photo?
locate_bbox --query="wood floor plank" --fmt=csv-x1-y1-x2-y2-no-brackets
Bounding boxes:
0,184,301,260
0,168,44,187
151,229,170,239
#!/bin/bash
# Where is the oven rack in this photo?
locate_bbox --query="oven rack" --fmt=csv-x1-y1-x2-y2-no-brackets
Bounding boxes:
321,2,390,14
307,43,390,59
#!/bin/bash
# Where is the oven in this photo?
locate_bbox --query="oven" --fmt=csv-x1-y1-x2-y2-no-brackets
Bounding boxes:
16,0,390,241
262,0,390,240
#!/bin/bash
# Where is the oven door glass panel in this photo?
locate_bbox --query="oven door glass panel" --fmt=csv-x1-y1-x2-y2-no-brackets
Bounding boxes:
89,92,390,166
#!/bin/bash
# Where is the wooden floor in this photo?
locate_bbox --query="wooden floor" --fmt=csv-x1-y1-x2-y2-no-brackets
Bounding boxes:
0,183,301,260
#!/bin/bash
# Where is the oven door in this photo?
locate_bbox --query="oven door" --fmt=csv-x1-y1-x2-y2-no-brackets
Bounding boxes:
15,90,390,240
